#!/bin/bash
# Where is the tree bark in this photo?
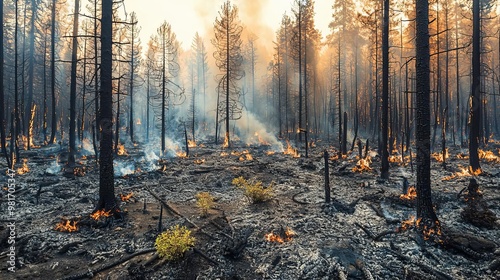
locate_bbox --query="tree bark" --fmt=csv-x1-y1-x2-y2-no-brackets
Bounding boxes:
68,0,80,167
0,0,10,168
381,0,390,179
469,0,481,172
49,0,57,144
98,0,117,212
415,0,439,225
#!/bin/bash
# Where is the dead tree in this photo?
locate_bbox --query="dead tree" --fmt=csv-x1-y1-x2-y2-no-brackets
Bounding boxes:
415,0,440,232
380,0,390,179
68,0,80,167
469,0,481,172
0,0,10,167
97,0,118,213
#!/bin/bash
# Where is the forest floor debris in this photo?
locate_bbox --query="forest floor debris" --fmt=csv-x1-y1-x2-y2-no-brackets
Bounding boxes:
0,141,499,279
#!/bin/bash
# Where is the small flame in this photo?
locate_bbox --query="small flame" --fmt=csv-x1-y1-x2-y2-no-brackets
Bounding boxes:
389,155,402,163
254,132,270,146
400,186,417,200
17,159,29,175
352,156,372,172
456,153,469,160
431,148,449,162
265,151,275,155
222,134,229,148
442,166,482,181
239,152,253,161
176,151,187,158
117,144,127,156
90,209,112,220
73,167,85,177
55,219,78,232
397,216,443,242
120,192,133,201
283,141,300,158
194,159,205,164
265,227,295,243
136,118,142,125
220,152,229,157
478,149,500,163
188,140,197,148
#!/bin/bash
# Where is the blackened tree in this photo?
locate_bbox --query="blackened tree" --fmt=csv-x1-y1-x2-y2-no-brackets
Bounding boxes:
415,0,440,232
212,1,244,147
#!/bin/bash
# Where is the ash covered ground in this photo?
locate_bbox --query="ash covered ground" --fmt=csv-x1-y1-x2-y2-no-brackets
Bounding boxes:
0,140,499,280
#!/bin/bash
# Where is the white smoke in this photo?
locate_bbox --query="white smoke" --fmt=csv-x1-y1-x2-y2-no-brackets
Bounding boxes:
236,110,284,151
45,160,62,175
114,161,135,177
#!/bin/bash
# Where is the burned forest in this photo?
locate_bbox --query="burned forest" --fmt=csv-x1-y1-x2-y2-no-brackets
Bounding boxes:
1,0,500,279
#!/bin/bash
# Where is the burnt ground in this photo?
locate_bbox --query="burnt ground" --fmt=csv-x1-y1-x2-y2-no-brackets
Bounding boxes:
0,140,499,280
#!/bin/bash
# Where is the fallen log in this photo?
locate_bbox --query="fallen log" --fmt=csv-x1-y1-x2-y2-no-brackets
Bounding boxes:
62,248,157,280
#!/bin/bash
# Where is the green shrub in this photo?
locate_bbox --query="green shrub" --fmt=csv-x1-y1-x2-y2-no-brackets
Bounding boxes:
232,176,273,203
155,225,195,261
195,192,215,216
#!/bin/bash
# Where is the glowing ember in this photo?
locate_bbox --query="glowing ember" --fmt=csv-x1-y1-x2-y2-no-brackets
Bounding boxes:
478,149,500,163
120,192,134,201
265,151,275,155
456,153,468,160
442,166,482,181
17,159,29,175
90,209,112,220
283,141,300,158
55,219,78,232
220,152,229,157
188,140,197,148
400,186,417,200
431,148,449,162
194,159,205,164
117,144,127,156
73,167,85,177
239,152,253,161
264,227,295,243
352,156,372,172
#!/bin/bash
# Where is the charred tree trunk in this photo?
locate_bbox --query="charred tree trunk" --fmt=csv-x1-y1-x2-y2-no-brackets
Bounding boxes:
129,17,136,143
342,112,347,155
415,0,439,227
49,0,57,144
0,1,10,168
97,0,117,213
68,0,80,167
25,0,36,149
469,0,481,172
381,0,390,179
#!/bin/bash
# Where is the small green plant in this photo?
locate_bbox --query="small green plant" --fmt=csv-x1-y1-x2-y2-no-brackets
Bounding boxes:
155,225,196,261
195,192,215,216
232,176,273,203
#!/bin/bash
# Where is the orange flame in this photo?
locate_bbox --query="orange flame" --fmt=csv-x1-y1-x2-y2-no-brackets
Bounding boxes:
17,159,29,175
194,159,205,164
442,166,482,181
400,186,417,200
220,152,229,157
176,151,187,158
55,219,78,232
120,192,134,201
117,144,127,156
431,148,449,162
90,209,112,220
283,141,300,158
264,227,295,243
222,134,229,148
478,149,500,163
352,157,372,172
188,140,197,148
265,151,275,155
389,155,402,163
254,132,270,146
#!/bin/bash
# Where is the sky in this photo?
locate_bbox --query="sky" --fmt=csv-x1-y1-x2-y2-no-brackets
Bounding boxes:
125,0,333,52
